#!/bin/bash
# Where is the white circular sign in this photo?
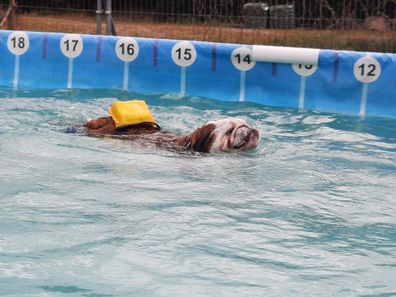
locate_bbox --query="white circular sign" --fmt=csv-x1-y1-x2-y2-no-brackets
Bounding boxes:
171,41,197,67
231,47,255,71
7,31,29,55
60,34,83,58
353,56,381,84
115,37,139,62
292,64,318,77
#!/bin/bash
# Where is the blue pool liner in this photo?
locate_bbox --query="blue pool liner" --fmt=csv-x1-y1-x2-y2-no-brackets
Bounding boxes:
0,30,395,117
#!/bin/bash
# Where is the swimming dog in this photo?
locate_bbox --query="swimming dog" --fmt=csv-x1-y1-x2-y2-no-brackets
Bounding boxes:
84,116,260,153
82,100,259,153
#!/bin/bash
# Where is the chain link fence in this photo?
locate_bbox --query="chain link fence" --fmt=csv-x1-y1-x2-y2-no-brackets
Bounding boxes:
1,0,395,51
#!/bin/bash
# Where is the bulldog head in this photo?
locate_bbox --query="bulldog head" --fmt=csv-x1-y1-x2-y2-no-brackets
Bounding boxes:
189,118,260,153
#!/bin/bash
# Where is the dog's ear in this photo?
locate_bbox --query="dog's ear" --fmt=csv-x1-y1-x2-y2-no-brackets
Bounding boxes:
190,123,216,152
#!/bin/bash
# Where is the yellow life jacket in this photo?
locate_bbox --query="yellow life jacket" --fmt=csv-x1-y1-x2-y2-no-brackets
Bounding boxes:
108,100,158,128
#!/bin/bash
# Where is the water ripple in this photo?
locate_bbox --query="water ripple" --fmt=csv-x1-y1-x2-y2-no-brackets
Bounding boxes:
1,94,396,296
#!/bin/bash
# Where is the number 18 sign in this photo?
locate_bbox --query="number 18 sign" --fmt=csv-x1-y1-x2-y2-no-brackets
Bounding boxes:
7,31,30,56
7,31,30,89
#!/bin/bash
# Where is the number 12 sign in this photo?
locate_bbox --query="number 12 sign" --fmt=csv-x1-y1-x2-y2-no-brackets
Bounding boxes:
353,56,381,84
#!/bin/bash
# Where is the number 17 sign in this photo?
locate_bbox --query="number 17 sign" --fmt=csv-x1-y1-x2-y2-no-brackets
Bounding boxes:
60,34,83,89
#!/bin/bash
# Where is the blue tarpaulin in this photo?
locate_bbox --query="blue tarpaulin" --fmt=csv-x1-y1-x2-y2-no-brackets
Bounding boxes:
0,30,395,117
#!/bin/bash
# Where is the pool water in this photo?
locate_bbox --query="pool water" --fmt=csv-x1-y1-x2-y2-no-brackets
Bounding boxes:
0,90,396,297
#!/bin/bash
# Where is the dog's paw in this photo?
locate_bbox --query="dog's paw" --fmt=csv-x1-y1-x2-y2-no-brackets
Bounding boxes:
84,117,116,135
84,117,111,129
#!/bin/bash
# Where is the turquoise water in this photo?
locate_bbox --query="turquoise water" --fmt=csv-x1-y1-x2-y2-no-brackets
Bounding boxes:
1,90,396,297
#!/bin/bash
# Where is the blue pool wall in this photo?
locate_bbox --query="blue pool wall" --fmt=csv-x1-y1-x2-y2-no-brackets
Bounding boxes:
0,30,395,117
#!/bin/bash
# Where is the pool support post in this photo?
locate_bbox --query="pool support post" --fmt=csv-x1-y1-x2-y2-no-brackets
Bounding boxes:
105,0,112,35
96,0,102,35
97,0,115,35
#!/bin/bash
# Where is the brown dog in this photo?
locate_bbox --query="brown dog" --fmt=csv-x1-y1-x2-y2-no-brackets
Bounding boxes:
84,116,260,153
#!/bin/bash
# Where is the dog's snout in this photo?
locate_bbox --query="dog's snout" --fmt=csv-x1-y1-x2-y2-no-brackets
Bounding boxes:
250,128,259,139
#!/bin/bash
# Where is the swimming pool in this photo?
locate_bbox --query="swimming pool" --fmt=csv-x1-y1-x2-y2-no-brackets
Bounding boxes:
1,90,395,296
1,30,396,117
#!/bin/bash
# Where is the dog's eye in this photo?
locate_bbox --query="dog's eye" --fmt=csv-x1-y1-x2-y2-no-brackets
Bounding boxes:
225,128,233,136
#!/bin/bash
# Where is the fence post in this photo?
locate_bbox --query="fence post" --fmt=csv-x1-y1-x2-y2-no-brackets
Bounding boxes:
105,0,112,35
96,0,102,35
8,0,17,30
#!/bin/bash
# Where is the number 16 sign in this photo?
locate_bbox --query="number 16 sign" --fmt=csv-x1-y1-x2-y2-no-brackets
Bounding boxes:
115,37,140,91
